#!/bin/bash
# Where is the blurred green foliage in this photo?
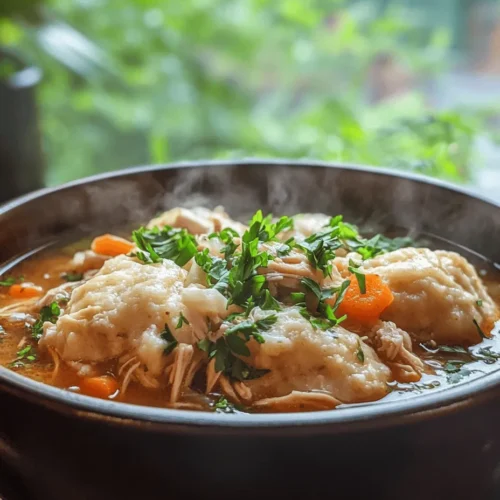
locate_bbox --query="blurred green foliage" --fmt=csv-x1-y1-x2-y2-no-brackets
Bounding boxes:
0,0,490,184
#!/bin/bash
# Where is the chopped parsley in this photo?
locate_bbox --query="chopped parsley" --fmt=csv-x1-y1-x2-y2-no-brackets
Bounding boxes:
348,259,366,294
160,324,178,354
297,216,413,277
9,344,37,368
176,312,190,328
209,227,239,259
260,289,281,311
0,276,23,287
200,315,277,381
195,251,230,294
214,396,235,413
276,237,295,257
61,272,83,282
244,210,294,243
476,299,483,307
300,278,348,329
132,225,197,266
421,341,498,384
32,302,61,341
356,340,365,363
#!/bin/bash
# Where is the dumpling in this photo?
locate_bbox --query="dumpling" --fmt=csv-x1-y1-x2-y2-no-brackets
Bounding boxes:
40,255,228,362
245,308,391,404
363,248,498,344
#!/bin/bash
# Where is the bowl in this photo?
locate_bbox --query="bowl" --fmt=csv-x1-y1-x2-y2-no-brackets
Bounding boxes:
1,160,500,500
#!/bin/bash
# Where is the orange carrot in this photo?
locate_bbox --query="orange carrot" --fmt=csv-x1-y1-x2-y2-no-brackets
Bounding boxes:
79,375,119,399
8,283,43,298
90,234,135,257
336,274,394,323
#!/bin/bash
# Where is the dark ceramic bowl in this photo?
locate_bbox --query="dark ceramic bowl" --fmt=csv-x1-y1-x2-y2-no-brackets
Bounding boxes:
1,160,500,500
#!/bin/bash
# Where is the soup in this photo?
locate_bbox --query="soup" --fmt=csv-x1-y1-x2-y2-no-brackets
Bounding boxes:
1,206,499,413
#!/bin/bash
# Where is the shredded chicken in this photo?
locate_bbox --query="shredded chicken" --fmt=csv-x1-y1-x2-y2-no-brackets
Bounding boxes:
71,250,111,273
371,321,424,382
253,391,340,412
168,343,194,403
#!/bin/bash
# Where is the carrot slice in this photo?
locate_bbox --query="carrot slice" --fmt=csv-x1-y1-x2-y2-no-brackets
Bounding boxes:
8,283,43,298
79,375,119,399
336,274,394,323
90,234,135,257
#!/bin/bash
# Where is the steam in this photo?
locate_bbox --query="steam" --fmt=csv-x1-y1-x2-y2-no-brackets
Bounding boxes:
2,162,498,266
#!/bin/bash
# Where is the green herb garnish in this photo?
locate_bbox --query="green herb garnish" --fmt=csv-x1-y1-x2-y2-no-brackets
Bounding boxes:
160,324,178,354
476,299,483,307
300,278,348,329
32,302,61,341
176,312,190,328
260,289,282,311
356,340,365,363
132,225,197,266
8,345,37,368
0,276,23,287
214,396,235,413
62,272,84,282
201,315,276,381
348,259,366,294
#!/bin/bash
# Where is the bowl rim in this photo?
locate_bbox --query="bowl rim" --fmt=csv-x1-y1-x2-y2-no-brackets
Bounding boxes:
1,158,499,432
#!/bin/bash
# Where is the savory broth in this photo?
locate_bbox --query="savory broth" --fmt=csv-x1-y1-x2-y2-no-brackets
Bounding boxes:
1,208,499,414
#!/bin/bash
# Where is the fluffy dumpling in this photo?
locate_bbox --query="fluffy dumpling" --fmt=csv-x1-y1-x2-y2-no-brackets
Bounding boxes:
363,248,498,344
40,255,228,362
245,308,391,404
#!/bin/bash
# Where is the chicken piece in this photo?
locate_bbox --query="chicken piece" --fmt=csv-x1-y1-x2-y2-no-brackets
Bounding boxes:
244,308,391,404
40,255,228,363
371,321,424,383
36,282,79,309
147,206,246,235
280,213,330,241
70,250,111,273
258,242,325,295
363,248,498,344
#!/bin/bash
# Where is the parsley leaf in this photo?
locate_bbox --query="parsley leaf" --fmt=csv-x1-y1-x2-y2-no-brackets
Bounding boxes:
276,237,296,257
201,315,276,381
300,278,348,329
32,302,61,341
176,312,190,328
356,340,365,363
260,289,282,311
8,345,37,368
0,277,16,287
132,225,197,266
246,211,293,243
160,324,178,355
61,272,83,282
348,259,366,294
0,276,23,287
214,396,236,413
476,299,483,307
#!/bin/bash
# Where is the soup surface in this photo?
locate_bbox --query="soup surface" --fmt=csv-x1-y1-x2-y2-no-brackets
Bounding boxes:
1,207,499,414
